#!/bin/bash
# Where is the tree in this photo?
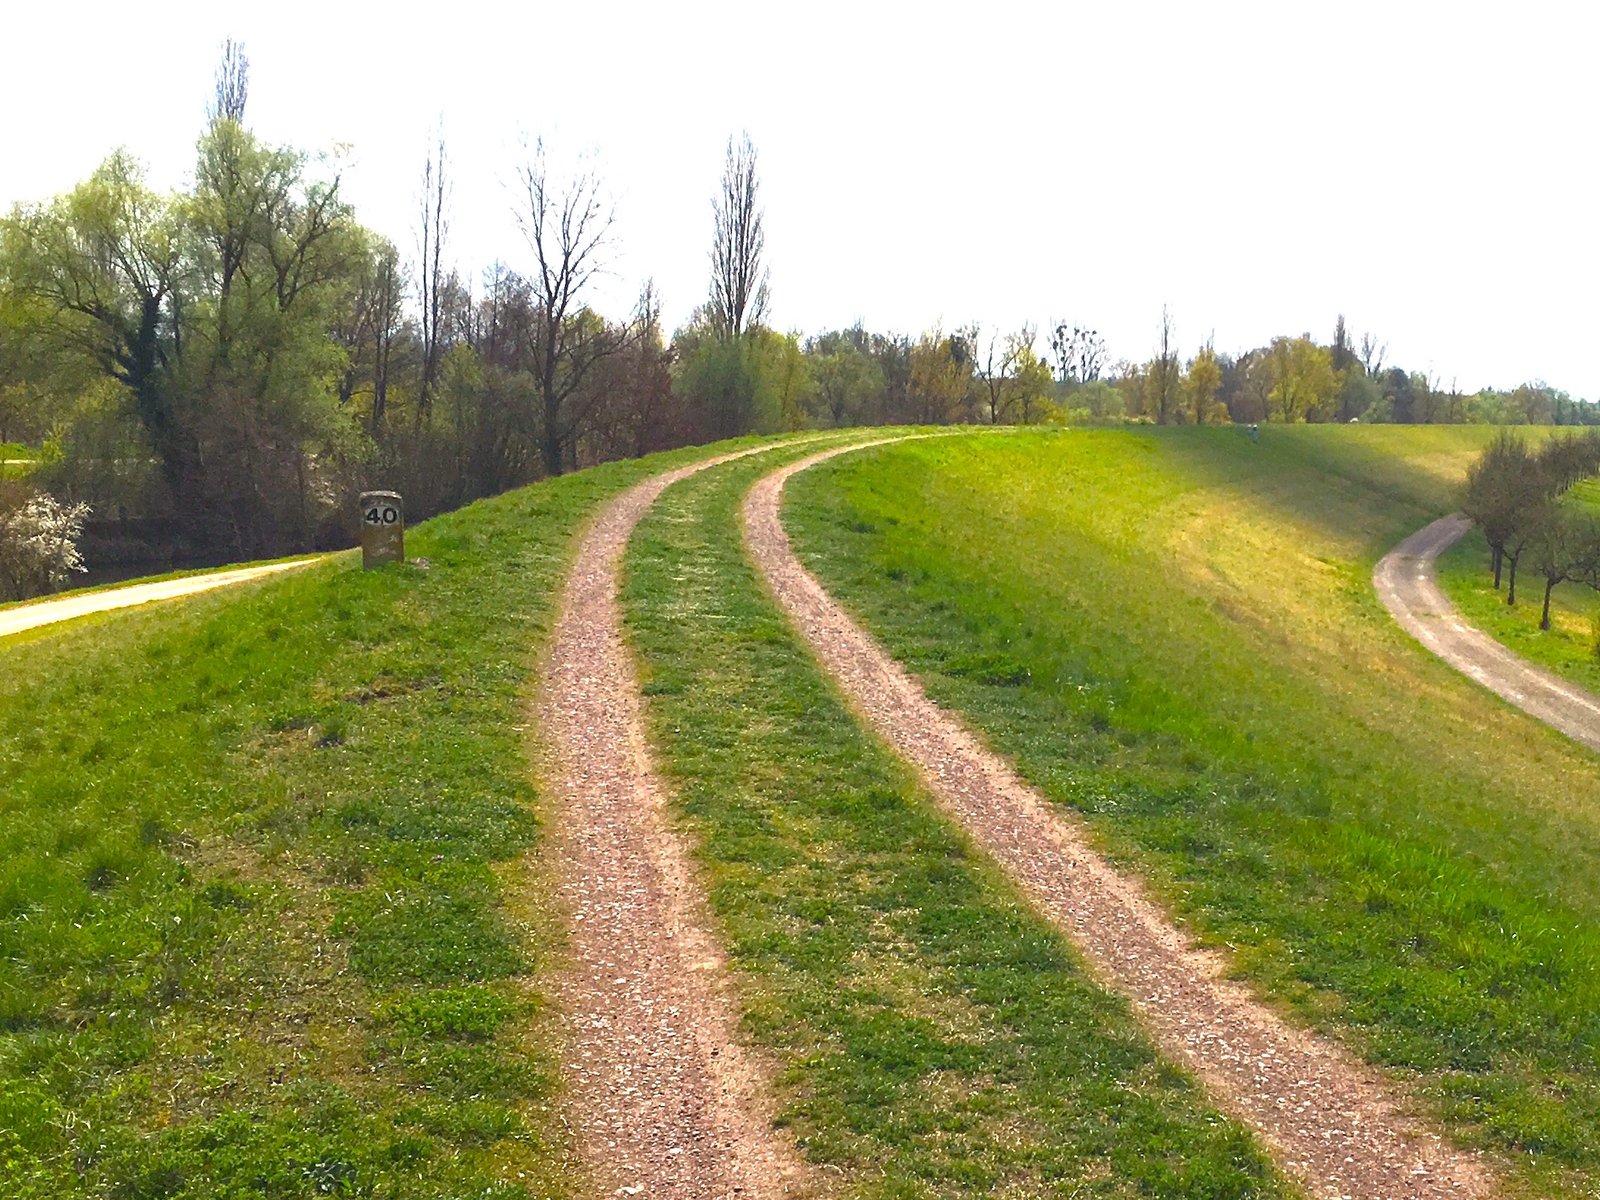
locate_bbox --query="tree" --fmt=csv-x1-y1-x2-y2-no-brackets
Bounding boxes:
0,490,89,601
1529,509,1600,631
1147,306,1180,424
1185,343,1222,425
1049,323,1106,385
331,231,405,429
0,153,183,493
1336,368,1380,422
908,325,975,424
416,128,451,417
707,133,769,341
1463,432,1535,588
809,337,882,427
1007,331,1053,424
1358,331,1386,378
210,38,249,125
513,140,625,476
1332,314,1353,372
1266,336,1337,422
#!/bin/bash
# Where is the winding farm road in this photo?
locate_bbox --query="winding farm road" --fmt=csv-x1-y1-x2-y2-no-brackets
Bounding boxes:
744,443,1494,1200
0,560,319,641
1375,515,1600,754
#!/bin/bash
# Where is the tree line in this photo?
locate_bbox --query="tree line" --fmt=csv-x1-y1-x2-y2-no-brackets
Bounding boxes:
1462,431,1600,629
2,42,1596,591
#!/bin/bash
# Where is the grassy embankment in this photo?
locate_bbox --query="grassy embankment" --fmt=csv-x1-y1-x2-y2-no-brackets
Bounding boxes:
1435,475,1600,692
784,426,1600,1197
622,444,1293,1199
0,438,759,1199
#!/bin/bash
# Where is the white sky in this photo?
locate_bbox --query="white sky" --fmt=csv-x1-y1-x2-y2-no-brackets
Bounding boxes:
5,1,1599,397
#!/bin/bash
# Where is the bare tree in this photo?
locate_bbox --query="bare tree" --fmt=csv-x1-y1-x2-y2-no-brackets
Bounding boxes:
708,132,770,340
209,38,249,125
416,127,450,419
1358,331,1386,378
1150,305,1181,424
1049,322,1107,384
514,139,624,476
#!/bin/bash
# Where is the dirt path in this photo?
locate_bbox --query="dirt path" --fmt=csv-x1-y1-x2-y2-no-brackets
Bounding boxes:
1376,514,1600,754
0,560,320,641
744,442,1494,1200
535,449,817,1200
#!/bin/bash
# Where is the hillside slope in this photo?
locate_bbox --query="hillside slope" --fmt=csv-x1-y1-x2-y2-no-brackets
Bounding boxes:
785,426,1600,1194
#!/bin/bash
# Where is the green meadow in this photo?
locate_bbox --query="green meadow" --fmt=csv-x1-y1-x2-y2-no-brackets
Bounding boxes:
784,426,1600,1196
7,422,1600,1198
0,439,746,1199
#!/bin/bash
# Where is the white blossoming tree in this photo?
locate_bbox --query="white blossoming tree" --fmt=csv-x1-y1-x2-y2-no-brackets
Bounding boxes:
0,493,90,601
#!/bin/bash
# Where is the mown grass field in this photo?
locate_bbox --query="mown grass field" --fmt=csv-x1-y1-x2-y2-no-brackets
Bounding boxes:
784,426,1600,1196
622,445,1293,1198
0,439,758,1199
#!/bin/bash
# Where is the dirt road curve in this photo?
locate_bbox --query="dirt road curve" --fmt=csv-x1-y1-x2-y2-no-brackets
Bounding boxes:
0,561,319,641
535,449,815,1200
745,443,1494,1200
1375,515,1600,754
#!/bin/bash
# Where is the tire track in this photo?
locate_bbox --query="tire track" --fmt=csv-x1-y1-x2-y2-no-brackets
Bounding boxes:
744,440,1495,1200
535,447,819,1200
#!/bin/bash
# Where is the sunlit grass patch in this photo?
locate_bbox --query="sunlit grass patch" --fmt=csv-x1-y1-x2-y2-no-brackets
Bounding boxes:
784,426,1600,1195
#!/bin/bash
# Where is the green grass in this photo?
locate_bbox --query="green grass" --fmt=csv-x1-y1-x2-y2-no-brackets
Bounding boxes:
0,437,771,1199
621,444,1294,1198
783,425,1600,1196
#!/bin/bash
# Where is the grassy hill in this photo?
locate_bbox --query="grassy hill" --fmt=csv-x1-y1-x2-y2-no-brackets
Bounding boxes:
783,425,1600,1196
9,422,1600,1198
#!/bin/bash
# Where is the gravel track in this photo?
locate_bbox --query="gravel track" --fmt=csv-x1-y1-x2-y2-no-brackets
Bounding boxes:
743,441,1496,1200
535,449,818,1200
1375,514,1600,753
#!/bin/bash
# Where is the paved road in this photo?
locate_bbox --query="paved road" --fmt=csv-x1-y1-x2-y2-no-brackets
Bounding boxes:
1374,515,1600,754
0,560,320,641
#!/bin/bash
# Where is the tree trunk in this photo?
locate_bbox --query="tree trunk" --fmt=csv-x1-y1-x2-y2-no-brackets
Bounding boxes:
1492,545,1503,589
541,390,563,478
1542,579,1555,630
1507,555,1520,605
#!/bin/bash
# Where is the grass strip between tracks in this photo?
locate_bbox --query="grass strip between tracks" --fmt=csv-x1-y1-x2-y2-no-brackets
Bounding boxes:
622,446,1294,1199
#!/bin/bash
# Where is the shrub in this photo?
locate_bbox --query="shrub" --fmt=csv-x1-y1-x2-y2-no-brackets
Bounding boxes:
0,489,90,601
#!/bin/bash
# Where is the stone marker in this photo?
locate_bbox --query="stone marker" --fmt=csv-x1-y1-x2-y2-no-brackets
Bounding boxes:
359,491,404,568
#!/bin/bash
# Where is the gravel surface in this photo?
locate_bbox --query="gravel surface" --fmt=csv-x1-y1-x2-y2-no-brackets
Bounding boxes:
535,450,817,1200
744,442,1496,1200
0,560,319,640
1376,514,1600,753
